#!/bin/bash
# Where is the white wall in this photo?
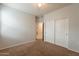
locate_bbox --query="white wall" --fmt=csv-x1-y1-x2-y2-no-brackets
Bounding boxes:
0,5,1,32
0,6,36,50
44,4,79,52
0,4,1,40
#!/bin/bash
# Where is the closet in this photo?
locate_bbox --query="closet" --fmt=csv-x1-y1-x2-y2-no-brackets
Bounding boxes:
44,15,69,48
55,18,69,48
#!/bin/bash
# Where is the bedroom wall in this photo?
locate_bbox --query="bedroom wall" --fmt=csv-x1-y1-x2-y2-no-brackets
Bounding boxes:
0,5,1,32
0,5,36,50
0,4,1,39
44,4,79,52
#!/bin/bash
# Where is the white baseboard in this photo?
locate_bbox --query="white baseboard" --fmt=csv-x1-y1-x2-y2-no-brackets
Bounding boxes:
0,40,35,50
67,47,79,53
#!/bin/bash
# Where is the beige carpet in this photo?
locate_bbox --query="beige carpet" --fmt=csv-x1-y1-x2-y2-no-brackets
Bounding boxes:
0,40,79,56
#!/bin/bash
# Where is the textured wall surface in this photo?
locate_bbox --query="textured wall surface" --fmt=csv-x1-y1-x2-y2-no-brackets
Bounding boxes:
0,6,36,50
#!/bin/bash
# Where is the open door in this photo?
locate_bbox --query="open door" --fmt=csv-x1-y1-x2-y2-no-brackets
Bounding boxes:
36,22,44,41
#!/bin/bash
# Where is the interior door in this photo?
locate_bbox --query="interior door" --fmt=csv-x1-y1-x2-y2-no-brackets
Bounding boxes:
55,19,69,48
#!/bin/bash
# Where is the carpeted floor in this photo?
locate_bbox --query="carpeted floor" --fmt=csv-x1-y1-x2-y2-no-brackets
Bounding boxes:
0,40,79,56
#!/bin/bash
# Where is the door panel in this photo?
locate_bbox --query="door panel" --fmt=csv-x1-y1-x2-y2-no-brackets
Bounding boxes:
55,19,69,48
44,16,54,43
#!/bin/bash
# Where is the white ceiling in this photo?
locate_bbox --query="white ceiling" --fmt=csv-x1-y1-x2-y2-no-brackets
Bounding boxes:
3,3,71,16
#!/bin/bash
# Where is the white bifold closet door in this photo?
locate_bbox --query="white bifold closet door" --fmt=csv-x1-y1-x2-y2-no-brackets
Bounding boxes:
55,19,69,48
44,16,69,48
44,16,54,43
